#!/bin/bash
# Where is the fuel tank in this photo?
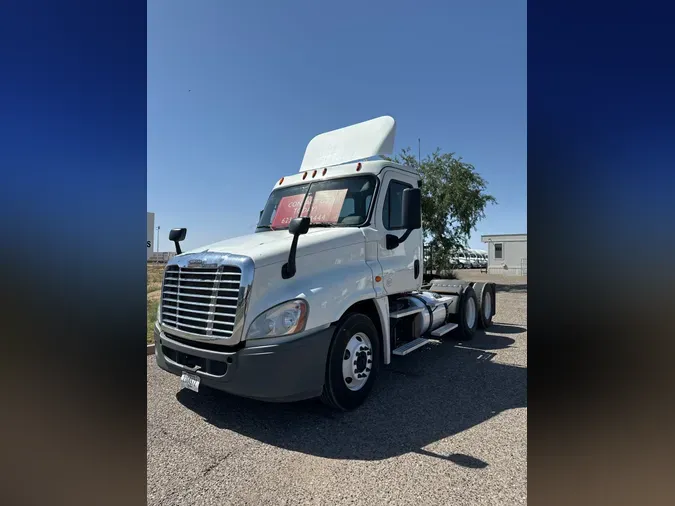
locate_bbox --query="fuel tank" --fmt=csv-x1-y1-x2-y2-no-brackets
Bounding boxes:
397,292,459,336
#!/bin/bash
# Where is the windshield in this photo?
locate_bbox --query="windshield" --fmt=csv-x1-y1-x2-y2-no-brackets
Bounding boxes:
257,175,377,231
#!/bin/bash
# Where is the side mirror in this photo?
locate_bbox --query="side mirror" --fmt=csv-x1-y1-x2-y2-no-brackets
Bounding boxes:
169,228,187,255
288,217,310,236
283,217,310,279
402,188,422,230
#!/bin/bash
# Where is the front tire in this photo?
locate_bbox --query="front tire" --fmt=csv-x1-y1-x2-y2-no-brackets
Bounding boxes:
320,313,380,411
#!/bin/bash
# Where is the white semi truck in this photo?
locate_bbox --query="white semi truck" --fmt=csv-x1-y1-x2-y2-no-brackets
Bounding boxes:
154,116,496,411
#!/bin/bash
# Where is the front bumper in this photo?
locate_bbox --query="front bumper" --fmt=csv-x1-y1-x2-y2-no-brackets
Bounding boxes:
154,322,334,402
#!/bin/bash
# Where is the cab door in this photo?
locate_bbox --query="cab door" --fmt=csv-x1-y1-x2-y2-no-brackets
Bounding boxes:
374,169,422,294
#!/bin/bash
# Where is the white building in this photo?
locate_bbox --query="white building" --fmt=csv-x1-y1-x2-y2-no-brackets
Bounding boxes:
149,251,176,263
481,233,527,276
147,212,155,260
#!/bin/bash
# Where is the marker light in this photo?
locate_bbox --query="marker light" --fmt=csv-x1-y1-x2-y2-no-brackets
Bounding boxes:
356,162,362,171
279,177,284,185
322,168,327,176
312,170,317,178
303,172,308,180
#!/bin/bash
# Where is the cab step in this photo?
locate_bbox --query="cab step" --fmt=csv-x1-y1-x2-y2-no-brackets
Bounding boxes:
430,322,458,337
392,337,430,356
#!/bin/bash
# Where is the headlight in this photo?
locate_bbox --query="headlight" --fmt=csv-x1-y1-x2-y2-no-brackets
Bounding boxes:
247,299,308,339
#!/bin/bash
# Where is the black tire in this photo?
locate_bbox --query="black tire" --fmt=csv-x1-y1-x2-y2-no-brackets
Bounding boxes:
476,283,495,329
448,286,479,340
320,313,380,411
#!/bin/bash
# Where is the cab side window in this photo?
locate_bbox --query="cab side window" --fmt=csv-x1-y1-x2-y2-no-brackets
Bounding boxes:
383,180,412,230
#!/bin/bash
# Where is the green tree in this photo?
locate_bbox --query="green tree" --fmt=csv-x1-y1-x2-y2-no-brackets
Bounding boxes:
388,148,496,268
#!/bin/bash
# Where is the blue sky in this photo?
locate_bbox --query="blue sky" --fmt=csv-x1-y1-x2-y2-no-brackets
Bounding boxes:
148,0,526,253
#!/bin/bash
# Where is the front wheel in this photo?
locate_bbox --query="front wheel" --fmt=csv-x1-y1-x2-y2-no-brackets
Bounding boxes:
321,313,380,411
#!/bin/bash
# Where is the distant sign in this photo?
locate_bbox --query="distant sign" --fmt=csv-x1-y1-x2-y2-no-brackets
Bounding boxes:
147,212,155,259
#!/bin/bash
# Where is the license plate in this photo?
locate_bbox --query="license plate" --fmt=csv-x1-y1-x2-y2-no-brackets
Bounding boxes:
180,372,200,392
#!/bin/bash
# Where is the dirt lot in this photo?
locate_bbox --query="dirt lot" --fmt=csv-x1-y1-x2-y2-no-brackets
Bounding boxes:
147,272,527,505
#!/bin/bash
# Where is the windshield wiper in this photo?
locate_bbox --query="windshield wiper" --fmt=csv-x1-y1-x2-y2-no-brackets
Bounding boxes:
308,223,340,228
256,225,273,230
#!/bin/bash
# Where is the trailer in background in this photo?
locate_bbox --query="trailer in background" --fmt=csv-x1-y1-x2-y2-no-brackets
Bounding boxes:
149,251,176,263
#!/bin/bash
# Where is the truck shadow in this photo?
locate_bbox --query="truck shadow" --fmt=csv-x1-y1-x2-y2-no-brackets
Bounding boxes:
176,331,526,464
495,283,527,293
485,323,527,335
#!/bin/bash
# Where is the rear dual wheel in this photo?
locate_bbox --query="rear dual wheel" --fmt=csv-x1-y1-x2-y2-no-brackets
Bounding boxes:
473,282,495,329
479,288,494,328
449,286,479,340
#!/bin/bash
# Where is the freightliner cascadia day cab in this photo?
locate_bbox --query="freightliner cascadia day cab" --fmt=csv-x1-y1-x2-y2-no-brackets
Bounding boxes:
154,116,496,411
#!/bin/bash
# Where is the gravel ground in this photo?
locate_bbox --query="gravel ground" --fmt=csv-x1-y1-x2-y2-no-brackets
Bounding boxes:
147,275,527,505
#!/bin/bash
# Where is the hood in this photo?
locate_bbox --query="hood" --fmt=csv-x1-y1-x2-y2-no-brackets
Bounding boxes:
183,227,365,268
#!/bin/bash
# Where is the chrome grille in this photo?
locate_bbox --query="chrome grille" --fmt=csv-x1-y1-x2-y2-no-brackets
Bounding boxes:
161,264,242,338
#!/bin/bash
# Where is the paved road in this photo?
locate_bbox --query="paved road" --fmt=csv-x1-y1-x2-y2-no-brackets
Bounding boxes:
148,284,527,505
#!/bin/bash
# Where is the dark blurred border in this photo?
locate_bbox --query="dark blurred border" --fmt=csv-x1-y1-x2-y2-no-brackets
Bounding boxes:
0,1,146,505
529,1,675,505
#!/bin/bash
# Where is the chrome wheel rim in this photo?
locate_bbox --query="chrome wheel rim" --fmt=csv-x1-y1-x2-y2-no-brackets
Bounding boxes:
483,292,492,320
466,297,476,329
342,332,373,391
